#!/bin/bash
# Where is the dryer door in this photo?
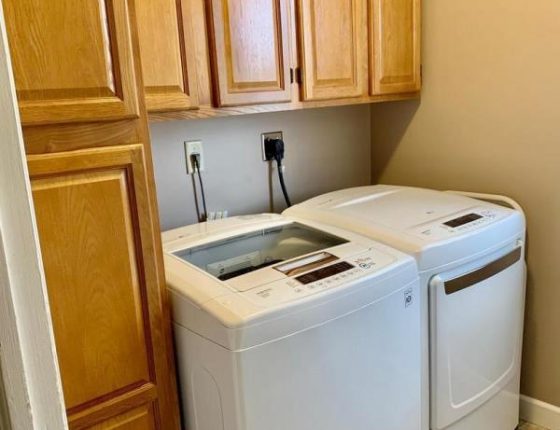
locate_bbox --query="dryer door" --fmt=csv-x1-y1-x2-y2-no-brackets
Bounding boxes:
429,245,525,429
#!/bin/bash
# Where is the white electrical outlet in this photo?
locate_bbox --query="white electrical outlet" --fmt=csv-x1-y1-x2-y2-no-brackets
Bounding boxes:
184,140,204,174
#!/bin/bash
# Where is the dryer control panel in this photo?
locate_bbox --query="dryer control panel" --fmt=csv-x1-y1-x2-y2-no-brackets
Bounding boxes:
409,207,507,241
243,249,395,307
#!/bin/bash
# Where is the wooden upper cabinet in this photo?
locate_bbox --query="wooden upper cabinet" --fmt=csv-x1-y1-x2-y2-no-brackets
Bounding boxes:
297,0,368,101
136,0,199,112
206,0,292,106
28,145,180,430
370,0,421,95
2,0,140,126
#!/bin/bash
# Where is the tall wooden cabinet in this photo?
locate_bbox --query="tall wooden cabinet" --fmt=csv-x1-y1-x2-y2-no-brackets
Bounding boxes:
206,0,293,106
297,0,368,100
2,0,181,428
369,0,421,94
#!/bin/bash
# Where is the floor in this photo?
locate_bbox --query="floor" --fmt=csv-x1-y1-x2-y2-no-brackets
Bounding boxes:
519,421,549,430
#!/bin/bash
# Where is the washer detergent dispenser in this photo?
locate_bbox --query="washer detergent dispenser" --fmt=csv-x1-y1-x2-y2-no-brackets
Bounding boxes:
285,186,526,430
162,214,422,430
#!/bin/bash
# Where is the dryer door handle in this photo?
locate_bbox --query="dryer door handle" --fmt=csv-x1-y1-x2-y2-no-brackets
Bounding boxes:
444,247,522,295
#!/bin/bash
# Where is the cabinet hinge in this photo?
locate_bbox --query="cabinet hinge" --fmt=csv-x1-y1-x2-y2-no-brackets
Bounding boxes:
290,67,302,85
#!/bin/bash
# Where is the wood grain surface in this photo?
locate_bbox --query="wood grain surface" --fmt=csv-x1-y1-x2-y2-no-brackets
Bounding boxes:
136,0,199,112
3,0,140,125
370,0,422,94
207,0,293,106
297,0,369,100
28,145,180,429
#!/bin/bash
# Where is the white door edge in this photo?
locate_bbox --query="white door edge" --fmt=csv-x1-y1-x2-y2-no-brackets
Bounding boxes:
0,3,68,429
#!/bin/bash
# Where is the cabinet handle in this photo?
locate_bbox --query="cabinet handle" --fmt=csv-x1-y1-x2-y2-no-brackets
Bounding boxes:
289,67,302,84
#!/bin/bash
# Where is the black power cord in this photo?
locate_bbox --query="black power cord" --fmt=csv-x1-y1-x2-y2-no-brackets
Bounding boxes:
191,154,208,222
276,158,292,208
264,137,292,208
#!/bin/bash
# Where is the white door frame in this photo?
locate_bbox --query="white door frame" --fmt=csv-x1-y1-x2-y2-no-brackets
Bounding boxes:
0,3,68,429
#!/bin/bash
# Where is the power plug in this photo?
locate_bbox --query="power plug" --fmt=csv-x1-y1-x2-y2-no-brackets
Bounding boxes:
261,131,284,161
263,137,285,162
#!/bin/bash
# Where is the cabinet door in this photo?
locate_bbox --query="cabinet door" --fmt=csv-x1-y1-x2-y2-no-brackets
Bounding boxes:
28,145,179,430
297,0,368,100
136,0,199,112
3,0,140,125
370,0,421,94
207,0,292,106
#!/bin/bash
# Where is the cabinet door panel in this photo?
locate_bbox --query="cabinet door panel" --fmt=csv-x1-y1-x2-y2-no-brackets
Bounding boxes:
207,0,292,106
136,0,199,112
28,145,179,429
370,0,421,94
32,167,151,409
298,0,368,100
3,0,139,125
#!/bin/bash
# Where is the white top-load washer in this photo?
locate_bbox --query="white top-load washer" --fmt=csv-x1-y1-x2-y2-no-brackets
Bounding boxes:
285,185,526,430
162,214,422,430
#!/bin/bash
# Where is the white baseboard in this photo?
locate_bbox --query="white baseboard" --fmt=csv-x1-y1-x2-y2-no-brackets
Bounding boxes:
520,395,560,429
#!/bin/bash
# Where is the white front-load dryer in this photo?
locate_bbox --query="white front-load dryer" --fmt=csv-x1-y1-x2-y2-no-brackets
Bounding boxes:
285,186,526,430
162,214,422,430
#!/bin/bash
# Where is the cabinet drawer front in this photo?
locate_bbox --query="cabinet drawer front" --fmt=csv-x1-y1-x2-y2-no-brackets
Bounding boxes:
136,0,199,112
207,0,292,106
298,0,368,100
370,0,421,94
3,0,140,125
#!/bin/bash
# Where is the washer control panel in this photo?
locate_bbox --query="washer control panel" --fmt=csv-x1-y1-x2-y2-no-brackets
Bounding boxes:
410,207,506,241
296,261,354,284
243,249,395,306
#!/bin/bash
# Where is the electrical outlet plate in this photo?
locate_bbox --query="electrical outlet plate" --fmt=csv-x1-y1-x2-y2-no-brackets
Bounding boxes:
185,140,204,174
261,131,283,161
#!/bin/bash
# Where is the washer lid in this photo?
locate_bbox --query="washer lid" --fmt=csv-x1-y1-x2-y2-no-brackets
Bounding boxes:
171,222,347,290
284,185,525,270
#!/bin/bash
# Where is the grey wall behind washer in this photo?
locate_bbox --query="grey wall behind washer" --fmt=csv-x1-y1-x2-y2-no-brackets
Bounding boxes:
150,105,371,231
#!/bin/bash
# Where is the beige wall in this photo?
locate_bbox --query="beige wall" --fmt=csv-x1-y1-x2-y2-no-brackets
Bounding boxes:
150,105,371,230
371,0,560,406
0,361,9,430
